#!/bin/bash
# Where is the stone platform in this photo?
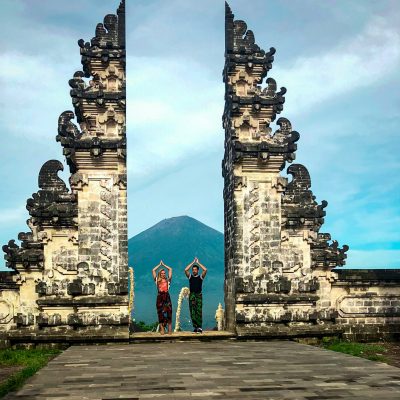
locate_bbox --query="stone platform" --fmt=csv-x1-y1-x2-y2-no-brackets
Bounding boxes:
5,340,400,399
130,330,235,342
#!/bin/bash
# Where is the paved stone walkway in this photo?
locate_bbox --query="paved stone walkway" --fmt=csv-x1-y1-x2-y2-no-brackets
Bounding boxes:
6,341,400,399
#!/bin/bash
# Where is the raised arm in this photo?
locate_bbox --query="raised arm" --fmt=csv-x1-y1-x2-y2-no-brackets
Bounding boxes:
184,259,195,278
161,261,173,281
195,258,207,279
152,262,161,280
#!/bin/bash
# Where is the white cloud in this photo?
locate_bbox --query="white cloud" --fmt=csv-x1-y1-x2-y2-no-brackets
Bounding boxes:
0,52,72,140
125,15,400,182
2,12,399,185
127,56,223,180
274,16,400,116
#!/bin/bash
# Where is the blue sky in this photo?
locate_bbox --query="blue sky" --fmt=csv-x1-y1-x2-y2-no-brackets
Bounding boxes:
0,0,399,269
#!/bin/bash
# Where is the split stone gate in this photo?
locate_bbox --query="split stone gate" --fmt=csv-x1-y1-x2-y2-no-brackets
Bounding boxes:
0,1,399,344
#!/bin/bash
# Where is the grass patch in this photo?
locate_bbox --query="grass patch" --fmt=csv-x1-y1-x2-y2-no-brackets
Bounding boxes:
0,348,61,398
321,338,387,362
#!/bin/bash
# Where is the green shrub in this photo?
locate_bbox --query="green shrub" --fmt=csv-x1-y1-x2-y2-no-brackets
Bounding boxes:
134,321,159,332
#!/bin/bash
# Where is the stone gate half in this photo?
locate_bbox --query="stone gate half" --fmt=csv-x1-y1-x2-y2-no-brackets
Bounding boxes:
0,1,128,343
223,3,349,337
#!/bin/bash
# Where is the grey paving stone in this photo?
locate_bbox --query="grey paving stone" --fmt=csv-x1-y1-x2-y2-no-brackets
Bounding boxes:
4,341,400,399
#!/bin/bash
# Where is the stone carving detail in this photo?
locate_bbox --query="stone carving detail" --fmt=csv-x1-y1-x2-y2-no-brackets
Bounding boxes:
0,299,14,324
3,238,44,271
100,179,113,264
27,160,77,227
69,173,89,190
52,247,78,273
247,183,261,274
77,0,125,76
58,111,82,140
225,2,276,78
311,233,349,269
2,160,77,271
282,164,327,231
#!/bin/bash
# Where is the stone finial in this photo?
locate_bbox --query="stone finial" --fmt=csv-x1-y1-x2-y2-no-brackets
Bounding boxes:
57,111,81,141
282,164,328,231
225,1,275,78
1,160,78,270
312,234,349,269
77,0,125,77
2,237,44,271
37,160,67,192
26,160,77,228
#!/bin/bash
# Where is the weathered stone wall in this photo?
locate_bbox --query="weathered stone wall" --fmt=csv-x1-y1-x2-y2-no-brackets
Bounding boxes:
332,270,400,341
0,0,128,344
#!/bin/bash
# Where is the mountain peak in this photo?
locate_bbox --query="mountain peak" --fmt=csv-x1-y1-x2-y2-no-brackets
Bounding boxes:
128,216,223,269
128,216,224,326
130,216,222,243
156,215,196,226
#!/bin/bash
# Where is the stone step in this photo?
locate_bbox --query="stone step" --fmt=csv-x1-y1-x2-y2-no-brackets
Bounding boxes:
129,330,235,342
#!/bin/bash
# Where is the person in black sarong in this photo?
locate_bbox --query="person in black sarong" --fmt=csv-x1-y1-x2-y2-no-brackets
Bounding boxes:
184,257,207,333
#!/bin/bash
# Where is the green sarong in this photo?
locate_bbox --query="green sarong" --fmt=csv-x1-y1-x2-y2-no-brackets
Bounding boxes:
189,292,202,329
